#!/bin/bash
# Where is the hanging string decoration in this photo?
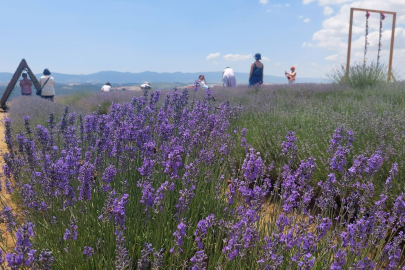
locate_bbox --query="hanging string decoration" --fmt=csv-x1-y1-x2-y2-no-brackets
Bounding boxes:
363,11,370,66
377,12,386,65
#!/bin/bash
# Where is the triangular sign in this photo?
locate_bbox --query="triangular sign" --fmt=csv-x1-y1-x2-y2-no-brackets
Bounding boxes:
0,59,40,109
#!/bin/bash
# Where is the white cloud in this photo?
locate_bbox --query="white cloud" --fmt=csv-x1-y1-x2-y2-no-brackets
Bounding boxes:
213,61,219,65
206,52,220,60
323,6,334,16
302,42,307,47
310,63,318,66
303,0,315,4
274,62,280,66
259,0,268,4
298,15,304,19
325,54,338,61
266,9,272,12
304,18,311,23
310,0,405,67
223,54,253,61
262,56,270,61
286,3,290,7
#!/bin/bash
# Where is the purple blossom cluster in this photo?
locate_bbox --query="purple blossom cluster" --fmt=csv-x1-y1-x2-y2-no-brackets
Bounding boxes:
4,86,405,269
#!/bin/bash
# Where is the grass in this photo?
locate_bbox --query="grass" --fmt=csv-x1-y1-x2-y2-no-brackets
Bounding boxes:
207,83,405,204
3,83,405,269
326,62,401,89
9,83,405,203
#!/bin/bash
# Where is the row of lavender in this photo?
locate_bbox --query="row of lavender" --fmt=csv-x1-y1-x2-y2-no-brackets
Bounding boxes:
0,87,404,269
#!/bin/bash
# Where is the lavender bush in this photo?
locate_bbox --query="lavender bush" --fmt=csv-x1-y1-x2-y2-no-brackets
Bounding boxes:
211,82,405,203
2,85,405,269
56,91,140,114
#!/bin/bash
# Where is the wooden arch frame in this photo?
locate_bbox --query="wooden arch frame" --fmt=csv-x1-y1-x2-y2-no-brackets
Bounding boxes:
0,59,40,109
346,8,397,82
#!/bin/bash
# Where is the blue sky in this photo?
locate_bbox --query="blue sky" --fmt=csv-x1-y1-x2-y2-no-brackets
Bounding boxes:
0,0,404,79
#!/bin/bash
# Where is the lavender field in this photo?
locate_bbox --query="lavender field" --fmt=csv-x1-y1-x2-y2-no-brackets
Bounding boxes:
2,83,405,269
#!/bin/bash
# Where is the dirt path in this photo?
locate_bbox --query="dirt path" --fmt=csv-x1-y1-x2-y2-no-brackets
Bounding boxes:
0,114,16,249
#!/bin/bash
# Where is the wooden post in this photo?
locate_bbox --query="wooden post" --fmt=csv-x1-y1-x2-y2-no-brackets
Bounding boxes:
388,12,396,82
0,59,39,109
345,8,396,82
346,8,354,78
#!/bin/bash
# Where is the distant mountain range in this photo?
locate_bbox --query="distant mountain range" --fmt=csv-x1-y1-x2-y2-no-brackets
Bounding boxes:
0,71,325,85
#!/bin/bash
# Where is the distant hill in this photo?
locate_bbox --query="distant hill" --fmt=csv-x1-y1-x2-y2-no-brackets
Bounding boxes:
0,71,324,85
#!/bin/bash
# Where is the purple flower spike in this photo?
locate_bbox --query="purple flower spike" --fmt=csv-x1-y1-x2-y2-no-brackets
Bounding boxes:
170,222,187,254
190,250,208,270
137,243,154,269
7,223,36,268
63,217,78,241
83,246,94,258
282,131,298,163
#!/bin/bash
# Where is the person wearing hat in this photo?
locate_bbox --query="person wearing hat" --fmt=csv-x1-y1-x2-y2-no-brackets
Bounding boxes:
222,67,236,88
249,53,264,86
285,66,296,84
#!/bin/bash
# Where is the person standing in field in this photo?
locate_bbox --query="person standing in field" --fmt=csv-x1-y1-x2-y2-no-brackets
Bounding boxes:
140,82,151,90
101,82,112,92
20,73,33,96
249,53,264,86
222,67,236,88
39,69,55,101
285,66,296,84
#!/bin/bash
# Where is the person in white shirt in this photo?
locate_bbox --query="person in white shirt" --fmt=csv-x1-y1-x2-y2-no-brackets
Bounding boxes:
222,67,236,88
39,69,55,102
140,82,151,90
101,82,112,92
198,75,214,89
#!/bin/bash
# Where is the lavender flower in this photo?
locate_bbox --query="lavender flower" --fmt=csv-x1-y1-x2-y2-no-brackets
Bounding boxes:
63,217,78,241
7,222,36,268
2,205,17,233
282,131,298,162
190,250,208,270
38,249,54,270
102,164,117,192
176,185,196,217
241,149,266,184
115,230,131,270
112,194,129,230
83,246,93,258
152,248,164,270
78,162,96,201
330,249,346,270
170,222,187,254
137,243,154,269
194,214,216,249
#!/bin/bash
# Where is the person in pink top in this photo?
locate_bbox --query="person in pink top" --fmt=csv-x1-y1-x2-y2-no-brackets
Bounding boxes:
20,73,33,96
